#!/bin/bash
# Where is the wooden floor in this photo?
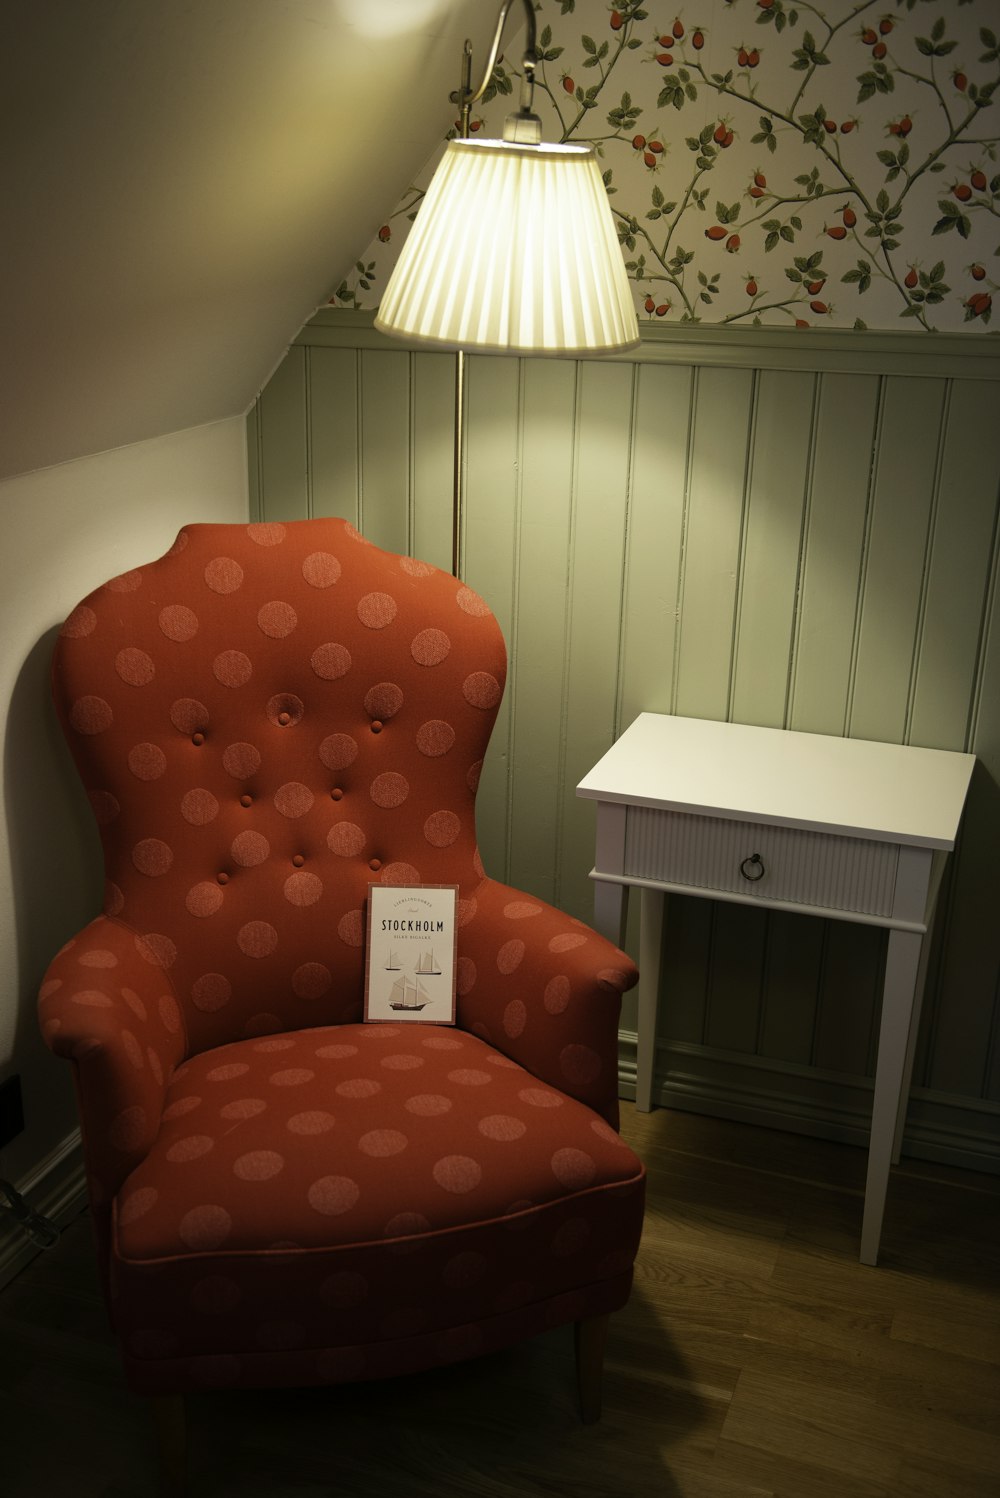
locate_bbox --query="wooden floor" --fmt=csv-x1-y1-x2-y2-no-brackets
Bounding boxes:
1,1106,998,1497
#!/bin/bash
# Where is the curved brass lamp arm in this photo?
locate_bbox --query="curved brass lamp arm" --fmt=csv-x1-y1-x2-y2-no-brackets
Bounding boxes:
453,0,538,138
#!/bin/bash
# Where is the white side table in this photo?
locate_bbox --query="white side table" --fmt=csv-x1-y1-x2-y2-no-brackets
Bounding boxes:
578,713,975,1266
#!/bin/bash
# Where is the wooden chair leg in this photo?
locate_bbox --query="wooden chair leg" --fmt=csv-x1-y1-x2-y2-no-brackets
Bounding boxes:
574,1313,610,1424
150,1394,187,1494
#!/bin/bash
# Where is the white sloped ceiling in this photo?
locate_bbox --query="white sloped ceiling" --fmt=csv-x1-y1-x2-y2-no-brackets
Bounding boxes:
1,0,500,480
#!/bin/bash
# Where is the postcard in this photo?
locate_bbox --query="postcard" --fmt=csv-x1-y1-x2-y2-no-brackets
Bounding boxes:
364,884,459,1024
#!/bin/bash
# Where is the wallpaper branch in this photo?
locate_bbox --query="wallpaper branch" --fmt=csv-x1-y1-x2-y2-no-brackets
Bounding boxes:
332,0,999,332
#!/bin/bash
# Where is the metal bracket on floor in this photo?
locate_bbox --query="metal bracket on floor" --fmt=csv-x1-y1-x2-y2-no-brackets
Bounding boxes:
0,1178,60,1248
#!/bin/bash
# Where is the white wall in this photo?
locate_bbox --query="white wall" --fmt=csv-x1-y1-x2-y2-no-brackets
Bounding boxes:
0,417,248,1197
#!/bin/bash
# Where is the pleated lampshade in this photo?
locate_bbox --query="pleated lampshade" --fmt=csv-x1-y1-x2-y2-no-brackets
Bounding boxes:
374,137,640,356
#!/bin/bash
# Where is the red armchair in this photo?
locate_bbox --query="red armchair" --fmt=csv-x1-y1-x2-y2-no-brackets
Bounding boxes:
38,518,644,1469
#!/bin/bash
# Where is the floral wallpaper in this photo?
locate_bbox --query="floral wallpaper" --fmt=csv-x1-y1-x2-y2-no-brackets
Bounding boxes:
331,0,998,332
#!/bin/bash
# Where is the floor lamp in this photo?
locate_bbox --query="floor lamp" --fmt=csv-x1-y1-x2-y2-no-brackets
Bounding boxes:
374,0,639,578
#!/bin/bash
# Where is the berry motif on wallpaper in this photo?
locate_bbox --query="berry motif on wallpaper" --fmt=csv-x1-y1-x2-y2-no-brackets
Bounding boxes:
333,0,999,332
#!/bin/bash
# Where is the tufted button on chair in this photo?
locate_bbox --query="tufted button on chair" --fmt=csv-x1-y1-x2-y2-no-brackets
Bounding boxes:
38,518,644,1479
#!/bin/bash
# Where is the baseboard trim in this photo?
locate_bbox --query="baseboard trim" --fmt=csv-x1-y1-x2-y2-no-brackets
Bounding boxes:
617,1033,1000,1176
0,1129,87,1292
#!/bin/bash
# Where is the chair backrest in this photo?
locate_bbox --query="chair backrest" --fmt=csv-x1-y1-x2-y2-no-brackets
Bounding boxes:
53,518,506,1056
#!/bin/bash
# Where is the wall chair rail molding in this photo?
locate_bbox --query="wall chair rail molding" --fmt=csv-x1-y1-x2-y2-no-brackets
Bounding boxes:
298,308,1000,380
249,310,1000,1180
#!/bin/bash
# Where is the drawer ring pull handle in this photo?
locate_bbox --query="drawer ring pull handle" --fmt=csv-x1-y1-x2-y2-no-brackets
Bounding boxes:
740,852,765,883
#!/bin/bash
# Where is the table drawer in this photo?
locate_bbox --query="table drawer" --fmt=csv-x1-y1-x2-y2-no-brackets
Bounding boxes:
624,807,899,918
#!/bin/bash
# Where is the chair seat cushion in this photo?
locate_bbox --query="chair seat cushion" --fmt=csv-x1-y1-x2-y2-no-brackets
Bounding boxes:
110,1024,645,1374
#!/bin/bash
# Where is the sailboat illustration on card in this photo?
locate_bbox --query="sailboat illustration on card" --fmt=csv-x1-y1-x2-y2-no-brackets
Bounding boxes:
415,948,441,976
388,973,430,1012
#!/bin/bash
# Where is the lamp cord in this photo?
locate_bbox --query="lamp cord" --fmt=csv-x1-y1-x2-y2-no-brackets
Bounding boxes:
0,1177,60,1249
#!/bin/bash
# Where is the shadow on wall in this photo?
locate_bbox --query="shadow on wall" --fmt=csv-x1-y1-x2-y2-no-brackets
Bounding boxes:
3,627,104,1163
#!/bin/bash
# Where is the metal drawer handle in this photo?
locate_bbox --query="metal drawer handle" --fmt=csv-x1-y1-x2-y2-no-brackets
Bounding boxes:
740,852,765,883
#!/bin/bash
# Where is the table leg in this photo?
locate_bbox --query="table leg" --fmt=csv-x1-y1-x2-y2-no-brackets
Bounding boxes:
891,925,933,1166
635,888,665,1113
861,927,923,1266
594,878,629,950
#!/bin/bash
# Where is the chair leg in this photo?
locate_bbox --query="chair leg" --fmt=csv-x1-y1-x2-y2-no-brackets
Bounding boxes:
574,1313,610,1424
150,1394,187,1494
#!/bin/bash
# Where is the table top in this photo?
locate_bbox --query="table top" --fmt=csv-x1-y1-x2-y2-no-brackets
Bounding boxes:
577,713,975,849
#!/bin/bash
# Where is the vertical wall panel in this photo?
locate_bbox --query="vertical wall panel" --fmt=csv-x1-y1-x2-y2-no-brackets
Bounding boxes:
788,373,880,737
410,351,456,573
674,367,754,722
618,363,693,726
309,347,360,524
812,922,884,1077
908,380,1000,752
463,356,521,880
704,903,768,1053
558,361,636,920
731,370,815,728
359,350,411,555
849,376,947,744
258,345,308,520
930,645,1000,1094
507,360,578,906
758,911,826,1065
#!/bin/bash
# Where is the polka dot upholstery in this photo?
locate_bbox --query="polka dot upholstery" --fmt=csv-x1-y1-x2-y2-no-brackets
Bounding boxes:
38,518,643,1397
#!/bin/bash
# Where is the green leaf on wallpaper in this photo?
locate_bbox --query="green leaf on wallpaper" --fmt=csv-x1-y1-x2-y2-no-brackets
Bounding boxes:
932,17,946,41
791,32,830,70
981,27,1000,61
582,34,597,54
854,319,867,330
842,260,872,292
628,38,642,50
933,199,972,238
559,0,574,12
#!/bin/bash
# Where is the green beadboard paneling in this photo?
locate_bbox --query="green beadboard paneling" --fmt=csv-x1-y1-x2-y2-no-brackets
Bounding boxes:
463,357,521,882
848,376,947,745
812,921,885,1078
410,352,455,575
908,381,1000,753
704,903,768,1055
618,362,693,727
250,316,1000,1167
557,361,635,920
309,348,361,525
246,399,263,523
507,360,578,907
660,897,714,1047
731,369,816,729
788,374,881,737
757,911,826,1067
359,351,411,556
258,346,308,521
673,366,754,723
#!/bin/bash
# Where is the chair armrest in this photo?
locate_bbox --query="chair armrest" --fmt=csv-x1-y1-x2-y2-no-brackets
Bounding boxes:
456,878,637,1127
38,916,187,1220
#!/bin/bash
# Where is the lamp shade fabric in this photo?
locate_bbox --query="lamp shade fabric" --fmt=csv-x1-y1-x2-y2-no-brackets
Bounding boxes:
374,138,640,356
